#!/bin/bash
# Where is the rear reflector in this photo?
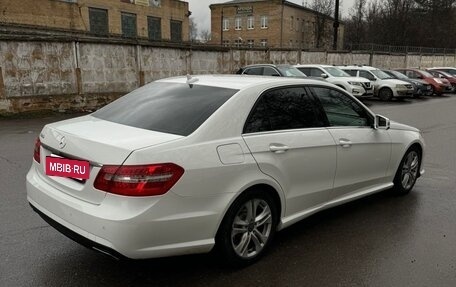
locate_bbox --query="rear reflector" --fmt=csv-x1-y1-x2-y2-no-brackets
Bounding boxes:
94,163,184,196
34,138,41,163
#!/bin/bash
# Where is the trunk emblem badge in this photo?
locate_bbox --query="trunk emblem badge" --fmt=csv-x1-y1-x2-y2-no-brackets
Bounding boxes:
57,135,66,149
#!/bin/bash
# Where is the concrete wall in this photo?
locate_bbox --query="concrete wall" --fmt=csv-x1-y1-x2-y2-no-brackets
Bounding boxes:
1,40,456,114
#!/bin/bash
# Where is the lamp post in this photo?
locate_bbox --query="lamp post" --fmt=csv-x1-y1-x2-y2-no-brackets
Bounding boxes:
221,7,225,46
332,0,340,50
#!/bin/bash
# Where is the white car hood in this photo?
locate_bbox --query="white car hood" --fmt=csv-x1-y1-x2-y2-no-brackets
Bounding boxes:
390,121,420,132
336,76,371,83
383,79,411,85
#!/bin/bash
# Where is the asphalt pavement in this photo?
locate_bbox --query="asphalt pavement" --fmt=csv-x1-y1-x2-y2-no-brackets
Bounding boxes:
1,95,456,287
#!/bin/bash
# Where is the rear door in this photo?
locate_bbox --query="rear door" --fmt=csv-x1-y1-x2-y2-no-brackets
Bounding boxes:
242,86,337,217
310,86,391,199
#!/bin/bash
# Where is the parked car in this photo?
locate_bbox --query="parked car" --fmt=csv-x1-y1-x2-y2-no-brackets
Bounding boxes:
27,75,425,266
428,67,456,77
236,64,307,78
395,68,453,95
427,70,456,90
294,64,373,98
339,66,414,101
382,70,433,97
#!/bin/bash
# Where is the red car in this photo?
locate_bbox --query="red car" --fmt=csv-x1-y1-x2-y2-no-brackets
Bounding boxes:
427,70,456,90
395,68,453,95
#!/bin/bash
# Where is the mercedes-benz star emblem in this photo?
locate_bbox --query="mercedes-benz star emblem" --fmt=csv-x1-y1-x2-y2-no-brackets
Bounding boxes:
57,135,66,149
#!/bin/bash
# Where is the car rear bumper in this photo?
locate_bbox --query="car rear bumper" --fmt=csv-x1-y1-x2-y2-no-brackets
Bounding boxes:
26,166,228,259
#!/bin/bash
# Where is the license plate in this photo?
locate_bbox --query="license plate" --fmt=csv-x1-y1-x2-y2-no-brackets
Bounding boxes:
46,156,90,180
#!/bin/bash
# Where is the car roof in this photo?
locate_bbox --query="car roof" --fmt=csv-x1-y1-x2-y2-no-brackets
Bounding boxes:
295,64,333,68
240,63,295,68
339,65,377,70
157,74,324,90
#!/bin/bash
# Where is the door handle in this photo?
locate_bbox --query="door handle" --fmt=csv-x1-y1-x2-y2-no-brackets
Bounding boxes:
269,144,289,154
339,139,352,148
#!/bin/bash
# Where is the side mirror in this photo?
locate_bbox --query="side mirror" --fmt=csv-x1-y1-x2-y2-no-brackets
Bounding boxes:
321,73,329,79
374,114,390,130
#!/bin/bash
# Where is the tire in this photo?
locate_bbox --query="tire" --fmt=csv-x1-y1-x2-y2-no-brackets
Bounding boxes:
215,189,279,267
393,147,421,195
378,88,393,101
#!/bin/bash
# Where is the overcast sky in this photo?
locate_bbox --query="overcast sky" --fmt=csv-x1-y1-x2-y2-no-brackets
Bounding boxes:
187,0,356,33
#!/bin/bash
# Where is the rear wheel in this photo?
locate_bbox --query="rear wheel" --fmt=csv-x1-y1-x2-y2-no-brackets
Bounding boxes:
393,147,421,195
378,88,393,101
216,189,278,266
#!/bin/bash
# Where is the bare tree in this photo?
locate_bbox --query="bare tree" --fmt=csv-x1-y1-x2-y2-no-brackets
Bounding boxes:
189,17,198,42
310,0,334,48
348,0,367,44
199,29,211,43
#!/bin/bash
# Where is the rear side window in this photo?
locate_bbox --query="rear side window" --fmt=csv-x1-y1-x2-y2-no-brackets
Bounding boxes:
359,70,375,81
93,82,238,136
244,87,325,133
244,67,263,75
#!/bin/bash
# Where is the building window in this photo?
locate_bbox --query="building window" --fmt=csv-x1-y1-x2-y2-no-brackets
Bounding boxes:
121,12,137,38
289,39,293,47
235,17,242,30
260,39,268,47
290,16,294,31
222,40,230,47
247,39,254,47
234,39,242,47
170,20,182,42
223,18,229,31
89,8,108,36
148,16,161,40
261,16,268,28
247,16,254,29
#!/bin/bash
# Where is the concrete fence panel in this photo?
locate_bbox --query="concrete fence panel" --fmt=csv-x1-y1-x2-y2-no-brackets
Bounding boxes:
141,47,187,84
0,41,76,98
79,43,138,94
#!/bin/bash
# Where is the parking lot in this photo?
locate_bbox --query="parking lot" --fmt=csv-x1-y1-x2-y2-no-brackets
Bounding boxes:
1,94,456,287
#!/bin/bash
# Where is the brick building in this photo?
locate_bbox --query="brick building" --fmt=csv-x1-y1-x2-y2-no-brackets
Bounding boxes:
0,0,190,42
210,0,344,50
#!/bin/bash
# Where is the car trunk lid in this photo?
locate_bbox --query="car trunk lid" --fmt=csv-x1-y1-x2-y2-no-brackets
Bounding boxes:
36,115,183,204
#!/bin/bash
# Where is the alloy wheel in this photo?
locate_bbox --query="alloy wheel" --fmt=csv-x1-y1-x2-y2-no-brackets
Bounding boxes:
401,151,419,190
231,199,273,258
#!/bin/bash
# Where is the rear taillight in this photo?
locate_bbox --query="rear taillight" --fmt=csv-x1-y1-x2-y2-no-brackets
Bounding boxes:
94,163,184,197
33,138,41,163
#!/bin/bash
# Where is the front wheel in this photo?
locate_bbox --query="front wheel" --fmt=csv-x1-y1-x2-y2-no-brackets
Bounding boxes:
393,147,421,195
378,88,393,101
216,190,278,266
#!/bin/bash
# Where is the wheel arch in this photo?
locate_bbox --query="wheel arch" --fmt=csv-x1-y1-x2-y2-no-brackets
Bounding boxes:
214,180,285,238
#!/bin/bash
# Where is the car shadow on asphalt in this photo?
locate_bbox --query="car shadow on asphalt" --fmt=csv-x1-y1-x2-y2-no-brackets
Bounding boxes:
35,188,421,286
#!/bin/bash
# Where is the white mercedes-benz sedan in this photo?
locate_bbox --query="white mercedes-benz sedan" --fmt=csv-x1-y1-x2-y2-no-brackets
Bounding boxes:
27,75,425,265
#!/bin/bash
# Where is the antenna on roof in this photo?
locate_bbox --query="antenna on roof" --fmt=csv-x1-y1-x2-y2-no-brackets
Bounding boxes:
186,74,199,88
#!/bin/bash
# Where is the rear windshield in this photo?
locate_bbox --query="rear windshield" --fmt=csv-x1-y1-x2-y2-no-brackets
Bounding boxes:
93,82,238,136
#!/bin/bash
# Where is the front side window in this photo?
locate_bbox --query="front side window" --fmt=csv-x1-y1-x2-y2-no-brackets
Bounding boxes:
93,83,238,136
344,70,358,77
359,70,376,81
311,87,372,127
263,67,280,76
244,87,325,133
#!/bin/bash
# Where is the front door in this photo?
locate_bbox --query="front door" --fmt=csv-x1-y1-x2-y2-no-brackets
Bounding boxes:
310,86,392,199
